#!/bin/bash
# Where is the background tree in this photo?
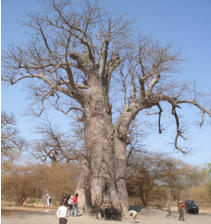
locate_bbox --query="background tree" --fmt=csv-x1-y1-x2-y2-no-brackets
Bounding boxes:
1,165,41,206
127,152,169,207
34,163,80,202
185,167,211,208
127,152,206,208
32,118,81,165
160,159,204,208
1,112,25,164
2,0,211,218
1,163,80,206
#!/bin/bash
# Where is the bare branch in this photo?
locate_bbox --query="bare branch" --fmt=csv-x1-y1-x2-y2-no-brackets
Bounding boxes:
157,104,163,134
172,106,187,154
119,65,127,108
99,40,109,77
32,117,81,164
38,24,54,58
147,71,161,96
139,77,146,98
177,99,211,125
52,0,95,62
33,97,45,117
55,106,85,116
106,52,121,89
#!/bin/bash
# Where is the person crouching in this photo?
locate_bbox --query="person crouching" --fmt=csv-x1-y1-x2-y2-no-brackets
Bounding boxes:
129,209,138,223
56,200,68,224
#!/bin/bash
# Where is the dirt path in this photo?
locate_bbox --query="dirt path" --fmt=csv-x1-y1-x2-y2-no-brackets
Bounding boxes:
1,207,211,224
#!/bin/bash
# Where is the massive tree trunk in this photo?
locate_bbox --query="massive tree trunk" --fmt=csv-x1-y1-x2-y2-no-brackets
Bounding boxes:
76,80,128,218
114,134,129,216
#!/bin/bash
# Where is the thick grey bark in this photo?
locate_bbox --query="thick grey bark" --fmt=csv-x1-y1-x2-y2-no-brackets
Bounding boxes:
114,136,129,217
77,129,129,218
77,84,129,218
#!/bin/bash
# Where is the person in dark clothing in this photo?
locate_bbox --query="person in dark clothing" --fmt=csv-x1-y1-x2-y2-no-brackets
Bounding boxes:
61,194,70,206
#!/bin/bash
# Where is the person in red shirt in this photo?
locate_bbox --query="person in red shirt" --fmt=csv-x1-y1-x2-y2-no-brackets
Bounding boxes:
179,201,184,221
71,193,79,216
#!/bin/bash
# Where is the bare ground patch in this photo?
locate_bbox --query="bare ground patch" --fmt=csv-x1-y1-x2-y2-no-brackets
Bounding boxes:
1,207,211,224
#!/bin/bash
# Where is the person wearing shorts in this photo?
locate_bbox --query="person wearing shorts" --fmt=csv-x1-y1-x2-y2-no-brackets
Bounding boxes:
129,210,138,223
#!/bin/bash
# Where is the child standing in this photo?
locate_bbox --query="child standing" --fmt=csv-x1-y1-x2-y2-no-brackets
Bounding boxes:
56,201,68,224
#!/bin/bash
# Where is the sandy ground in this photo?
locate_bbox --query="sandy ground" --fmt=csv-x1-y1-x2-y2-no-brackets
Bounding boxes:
1,207,211,224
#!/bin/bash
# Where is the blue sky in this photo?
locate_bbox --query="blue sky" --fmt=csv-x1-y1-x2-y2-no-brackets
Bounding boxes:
1,0,211,166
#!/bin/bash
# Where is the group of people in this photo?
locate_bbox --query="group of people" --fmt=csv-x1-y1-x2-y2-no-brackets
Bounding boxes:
48,192,185,223
129,200,185,222
129,201,185,223
57,197,137,224
56,193,138,224
56,193,79,224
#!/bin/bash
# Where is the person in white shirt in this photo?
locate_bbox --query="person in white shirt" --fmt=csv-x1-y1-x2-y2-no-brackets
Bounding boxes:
68,195,73,210
56,201,68,224
46,194,51,209
129,209,138,223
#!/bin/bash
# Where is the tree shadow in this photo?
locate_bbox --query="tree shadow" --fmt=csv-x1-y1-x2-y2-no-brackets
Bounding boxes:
100,207,122,220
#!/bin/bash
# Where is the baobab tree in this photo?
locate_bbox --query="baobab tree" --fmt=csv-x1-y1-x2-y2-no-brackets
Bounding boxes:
2,0,211,218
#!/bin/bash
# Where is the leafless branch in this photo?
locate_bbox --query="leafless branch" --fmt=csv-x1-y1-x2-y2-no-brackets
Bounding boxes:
177,99,211,126
55,106,85,116
157,104,163,134
171,106,187,154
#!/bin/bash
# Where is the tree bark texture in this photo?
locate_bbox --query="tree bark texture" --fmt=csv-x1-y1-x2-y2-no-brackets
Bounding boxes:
76,81,128,218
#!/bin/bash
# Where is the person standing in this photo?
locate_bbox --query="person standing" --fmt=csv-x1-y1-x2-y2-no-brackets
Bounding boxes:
71,193,79,216
56,201,68,224
179,200,185,221
61,194,70,206
46,194,51,209
129,209,138,223
68,195,73,212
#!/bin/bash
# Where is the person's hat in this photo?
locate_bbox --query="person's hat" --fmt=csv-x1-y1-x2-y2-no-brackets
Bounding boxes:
180,200,182,203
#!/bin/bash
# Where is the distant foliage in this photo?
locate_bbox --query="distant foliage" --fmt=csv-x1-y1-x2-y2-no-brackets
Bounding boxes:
126,152,206,207
35,163,80,202
2,165,41,206
1,112,25,162
187,184,211,207
1,163,80,206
